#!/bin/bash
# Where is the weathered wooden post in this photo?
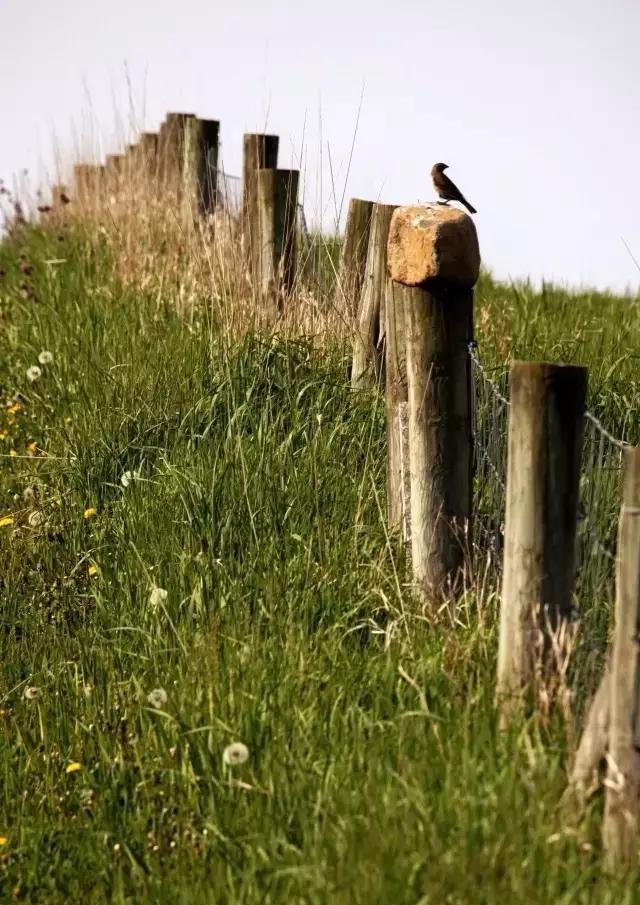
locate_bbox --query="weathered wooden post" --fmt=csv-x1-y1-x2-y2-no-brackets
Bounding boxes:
255,168,299,305
73,164,96,204
338,199,374,318
603,447,640,869
105,154,125,196
385,279,410,536
158,112,196,195
387,204,479,599
242,134,279,278
496,362,587,721
351,203,397,389
183,117,220,217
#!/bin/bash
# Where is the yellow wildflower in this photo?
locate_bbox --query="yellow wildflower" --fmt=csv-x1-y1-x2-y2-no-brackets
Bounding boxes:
0,837,7,846
9,450,17,458
88,564,99,577
6,403,21,416
0,516,13,528
27,442,38,456
84,507,97,519
65,762,82,774
0,430,7,441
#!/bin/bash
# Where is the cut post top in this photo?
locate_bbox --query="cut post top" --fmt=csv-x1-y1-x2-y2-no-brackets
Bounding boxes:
388,203,480,289
509,360,589,391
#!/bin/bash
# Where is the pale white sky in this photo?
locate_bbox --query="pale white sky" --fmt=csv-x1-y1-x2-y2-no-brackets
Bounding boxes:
2,0,640,291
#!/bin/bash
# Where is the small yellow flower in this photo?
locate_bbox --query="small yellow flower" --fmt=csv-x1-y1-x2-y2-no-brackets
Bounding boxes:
9,450,17,458
88,564,99,577
27,442,38,456
0,516,13,528
7,403,21,416
0,836,7,846
64,417,72,424
65,762,82,774
84,507,97,519
0,430,7,441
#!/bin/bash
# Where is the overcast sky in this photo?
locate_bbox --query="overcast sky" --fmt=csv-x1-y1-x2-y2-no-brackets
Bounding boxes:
2,0,640,291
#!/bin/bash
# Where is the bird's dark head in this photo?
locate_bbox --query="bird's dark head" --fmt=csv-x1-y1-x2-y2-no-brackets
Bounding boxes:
432,162,449,173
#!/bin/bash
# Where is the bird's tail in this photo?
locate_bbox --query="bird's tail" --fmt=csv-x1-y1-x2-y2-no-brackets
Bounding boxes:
462,198,477,215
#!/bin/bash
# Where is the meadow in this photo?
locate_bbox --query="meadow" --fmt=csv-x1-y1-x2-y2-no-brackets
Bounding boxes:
0,204,639,903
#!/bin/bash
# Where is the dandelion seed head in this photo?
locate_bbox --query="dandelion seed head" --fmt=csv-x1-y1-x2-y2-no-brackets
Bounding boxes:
24,686,40,701
147,688,168,709
26,365,42,383
23,487,36,502
223,742,249,766
149,586,168,609
38,351,53,365
120,471,133,488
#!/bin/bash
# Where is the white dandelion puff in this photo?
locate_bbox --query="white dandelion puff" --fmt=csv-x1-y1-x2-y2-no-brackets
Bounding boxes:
223,742,249,766
147,688,168,709
23,486,36,502
24,685,40,700
38,351,53,365
120,469,142,488
149,586,168,609
26,365,42,383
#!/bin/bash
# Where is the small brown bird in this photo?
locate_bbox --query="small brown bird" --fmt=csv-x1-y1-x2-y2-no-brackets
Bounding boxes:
431,163,476,214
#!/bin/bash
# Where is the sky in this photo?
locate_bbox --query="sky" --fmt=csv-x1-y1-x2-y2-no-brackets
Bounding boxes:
2,0,640,292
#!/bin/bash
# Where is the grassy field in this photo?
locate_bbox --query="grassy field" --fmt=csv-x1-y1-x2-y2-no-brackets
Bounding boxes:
0,219,639,904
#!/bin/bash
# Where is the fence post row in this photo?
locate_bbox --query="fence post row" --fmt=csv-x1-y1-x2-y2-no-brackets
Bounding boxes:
496,362,587,722
338,198,373,319
256,168,300,306
242,133,279,280
386,204,479,603
351,202,397,390
603,447,640,867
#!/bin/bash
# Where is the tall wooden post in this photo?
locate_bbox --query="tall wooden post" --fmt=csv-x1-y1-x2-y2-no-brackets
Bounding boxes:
106,154,125,196
255,169,299,304
158,112,196,194
604,447,640,869
387,204,479,599
351,203,397,390
338,199,374,318
496,362,587,720
73,164,91,203
242,134,279,278
183,118,220,217
385,280,410,536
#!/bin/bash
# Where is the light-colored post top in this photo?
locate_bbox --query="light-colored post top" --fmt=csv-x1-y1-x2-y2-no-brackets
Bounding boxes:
388,203,480,289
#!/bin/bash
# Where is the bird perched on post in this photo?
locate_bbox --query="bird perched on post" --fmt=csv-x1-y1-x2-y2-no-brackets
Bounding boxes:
431,163,477,214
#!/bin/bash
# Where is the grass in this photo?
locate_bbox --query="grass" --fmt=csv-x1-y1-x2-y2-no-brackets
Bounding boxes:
0,219,639,904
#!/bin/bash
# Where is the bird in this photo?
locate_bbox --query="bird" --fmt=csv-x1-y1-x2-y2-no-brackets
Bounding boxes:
431,163,476,214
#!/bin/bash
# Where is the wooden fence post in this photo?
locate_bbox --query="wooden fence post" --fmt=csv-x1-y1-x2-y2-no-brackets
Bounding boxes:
158,112,196,195
496,362,587,721
338,198,373,318
604,447,640,869
183,118,220,217
387,204,479,599
105,154,125,196
255,168,299,305
73,164,91,204
351,202,397,389
242,134,279,278
385,280,410,538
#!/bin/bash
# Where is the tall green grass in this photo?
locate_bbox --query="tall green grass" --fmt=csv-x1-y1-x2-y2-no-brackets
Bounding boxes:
0,225,638,903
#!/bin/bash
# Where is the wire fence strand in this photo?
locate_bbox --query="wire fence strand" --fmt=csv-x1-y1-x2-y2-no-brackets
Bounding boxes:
470,343,629,601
